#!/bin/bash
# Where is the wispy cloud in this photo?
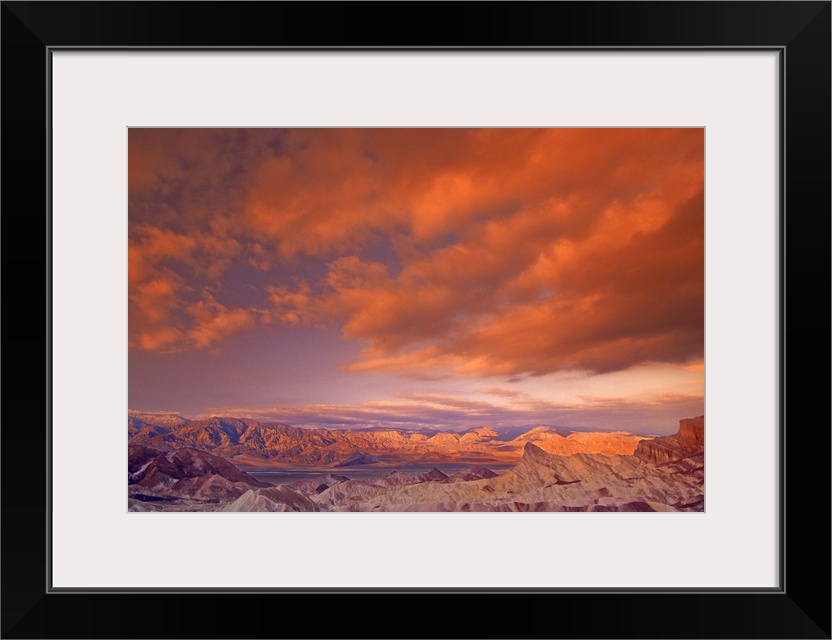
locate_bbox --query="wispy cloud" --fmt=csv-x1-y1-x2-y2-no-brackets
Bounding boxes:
197,389,703,435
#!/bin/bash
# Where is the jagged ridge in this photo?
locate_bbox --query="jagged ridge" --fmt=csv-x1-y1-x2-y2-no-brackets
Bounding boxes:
128,414,647,467
128,417,704,513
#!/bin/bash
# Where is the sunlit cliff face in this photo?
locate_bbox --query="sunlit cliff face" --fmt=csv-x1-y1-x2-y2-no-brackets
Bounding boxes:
129,128,704,434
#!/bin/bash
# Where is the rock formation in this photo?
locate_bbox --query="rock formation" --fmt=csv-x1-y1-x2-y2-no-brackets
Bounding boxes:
128,416,704,513
127,411,647,467
128,445,269,512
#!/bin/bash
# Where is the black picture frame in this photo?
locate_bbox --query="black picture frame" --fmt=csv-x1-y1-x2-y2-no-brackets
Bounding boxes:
2,2,829,638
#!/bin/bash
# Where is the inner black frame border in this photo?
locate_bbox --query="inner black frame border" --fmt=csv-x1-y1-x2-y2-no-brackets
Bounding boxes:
2,2,829,638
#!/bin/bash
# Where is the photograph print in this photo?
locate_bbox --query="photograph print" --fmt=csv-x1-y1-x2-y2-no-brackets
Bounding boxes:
128,128,704,513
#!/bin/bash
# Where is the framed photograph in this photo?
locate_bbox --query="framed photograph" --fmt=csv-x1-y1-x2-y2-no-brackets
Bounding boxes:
124,125,707,518
3,2,829,638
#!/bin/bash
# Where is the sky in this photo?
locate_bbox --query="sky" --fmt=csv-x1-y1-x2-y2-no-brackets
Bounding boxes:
128,128,704,435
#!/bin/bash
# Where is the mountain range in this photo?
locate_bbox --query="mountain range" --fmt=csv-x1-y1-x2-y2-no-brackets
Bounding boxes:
128,411,648,467
128,414,704,512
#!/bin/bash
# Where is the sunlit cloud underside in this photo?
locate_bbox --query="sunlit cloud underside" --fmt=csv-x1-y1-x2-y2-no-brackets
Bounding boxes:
129,128,704,434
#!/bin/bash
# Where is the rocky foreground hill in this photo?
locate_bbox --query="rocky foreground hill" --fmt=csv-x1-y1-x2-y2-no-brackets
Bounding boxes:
128,411,647,467
129,416,704,513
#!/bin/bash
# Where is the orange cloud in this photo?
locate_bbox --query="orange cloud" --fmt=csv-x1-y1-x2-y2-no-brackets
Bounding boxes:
265,133,703,377
138,327,184,351
267,280,316,327
128,227,196,288
128,220,246,351
187,296,257,349
243,129,702,259
130,128,704,377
